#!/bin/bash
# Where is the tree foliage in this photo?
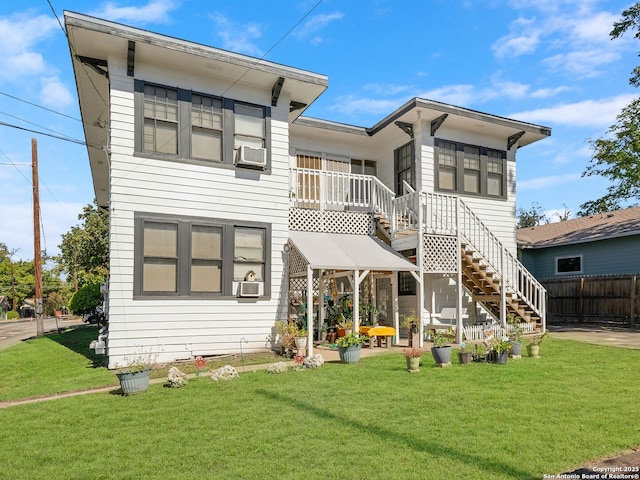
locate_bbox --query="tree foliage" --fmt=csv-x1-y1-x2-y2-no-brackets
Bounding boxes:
56,201,109,287
68,283,103,315
579,3,640,216
517,202,548,229
579,98,640,216
612,2,640,87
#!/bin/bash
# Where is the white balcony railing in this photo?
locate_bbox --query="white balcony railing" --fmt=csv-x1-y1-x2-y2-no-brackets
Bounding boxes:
289,167,546,322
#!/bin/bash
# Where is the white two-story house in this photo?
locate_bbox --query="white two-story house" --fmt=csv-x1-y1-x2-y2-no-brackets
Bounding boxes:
66,12,550,367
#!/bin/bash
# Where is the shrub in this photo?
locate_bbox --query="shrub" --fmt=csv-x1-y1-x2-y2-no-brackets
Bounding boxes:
69,283,103,315
7,310,19,320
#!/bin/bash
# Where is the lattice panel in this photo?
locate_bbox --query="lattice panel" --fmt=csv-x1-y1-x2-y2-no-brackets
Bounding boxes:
423,234,458,273
289,277,319,298
289,208,373,235
288,241,307,277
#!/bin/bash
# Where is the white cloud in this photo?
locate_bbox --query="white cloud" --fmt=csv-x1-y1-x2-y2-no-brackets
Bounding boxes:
530,86,571,99
90,0,179,24
40,77,74,110
510,93,638,128
0,13,58,80
543,48,621,79
210,13,263,57
517,173,582,190
293,11,344,43
492,19,541,59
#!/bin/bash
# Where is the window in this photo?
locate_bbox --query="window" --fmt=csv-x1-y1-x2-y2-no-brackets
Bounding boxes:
395,141,415,195
191,94,222,162
398,249,417,296
435,139,507,198
556,255,582,274
134,213,271,298
135,81,270,169
143,85,178,155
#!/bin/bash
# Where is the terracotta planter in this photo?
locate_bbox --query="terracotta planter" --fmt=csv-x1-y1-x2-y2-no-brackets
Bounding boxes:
459,351,473,364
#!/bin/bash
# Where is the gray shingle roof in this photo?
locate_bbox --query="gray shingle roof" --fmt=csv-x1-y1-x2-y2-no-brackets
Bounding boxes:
517,206,640,249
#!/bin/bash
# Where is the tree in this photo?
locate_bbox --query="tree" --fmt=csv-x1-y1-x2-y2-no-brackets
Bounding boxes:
56,201,109,289
579,98,640,216
579,4,640,216
612,2,640,87
68,283,103,315
554,204,572,222
517,202,548,229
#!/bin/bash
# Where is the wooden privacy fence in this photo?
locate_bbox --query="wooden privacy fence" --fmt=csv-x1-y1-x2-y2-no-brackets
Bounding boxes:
543,275,639,327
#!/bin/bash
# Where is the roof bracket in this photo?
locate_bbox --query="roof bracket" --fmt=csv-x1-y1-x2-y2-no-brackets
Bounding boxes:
508,131,525,150
290,100,307,113
430,114,448,136
271,77,284,107
76,55,108,78
127,41,135,77
394,121,414,139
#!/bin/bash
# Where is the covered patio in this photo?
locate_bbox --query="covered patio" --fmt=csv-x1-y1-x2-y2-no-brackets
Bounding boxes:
287,231,421,357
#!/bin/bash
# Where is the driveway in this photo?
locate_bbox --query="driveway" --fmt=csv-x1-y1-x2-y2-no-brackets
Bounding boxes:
0,316,85,350
547,324,640,349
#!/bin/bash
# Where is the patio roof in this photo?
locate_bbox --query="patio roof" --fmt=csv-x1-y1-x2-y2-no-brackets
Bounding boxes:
288,231,419,272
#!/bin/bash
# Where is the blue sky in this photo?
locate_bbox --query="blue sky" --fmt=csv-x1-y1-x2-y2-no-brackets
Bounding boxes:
0,0,637,261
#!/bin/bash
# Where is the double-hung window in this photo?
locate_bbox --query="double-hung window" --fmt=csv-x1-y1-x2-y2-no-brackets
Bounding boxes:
135,81,270,169
435,139,507,199
134,213,271,299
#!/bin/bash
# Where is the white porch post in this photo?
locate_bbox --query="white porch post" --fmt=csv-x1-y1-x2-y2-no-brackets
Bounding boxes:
353,270,369,334
410,270,423,348
306,265,313,357
500,250,506,327
392,272,399,345
456,197,464,345
318,270,325,342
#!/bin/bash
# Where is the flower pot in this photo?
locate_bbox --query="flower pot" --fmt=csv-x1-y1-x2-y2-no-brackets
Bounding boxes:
406,356,421,372
431,346,452,365
510,341,523,356
294,337,307,349
494,350,508,364
528,344,540,358
337,344,362,364
459,351,473,364
115,368,151,395
337,327,345,338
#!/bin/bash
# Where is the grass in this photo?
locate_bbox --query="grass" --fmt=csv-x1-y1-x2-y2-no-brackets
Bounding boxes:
0,331,639,479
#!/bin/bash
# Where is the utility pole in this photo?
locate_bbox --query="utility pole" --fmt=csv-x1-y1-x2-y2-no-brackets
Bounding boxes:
32,139,44,337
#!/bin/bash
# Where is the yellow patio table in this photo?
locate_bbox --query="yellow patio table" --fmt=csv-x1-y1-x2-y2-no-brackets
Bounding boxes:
359,326,396,348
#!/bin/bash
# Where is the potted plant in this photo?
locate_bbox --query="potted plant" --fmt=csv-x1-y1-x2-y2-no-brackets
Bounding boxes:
114,353,156,395
473,343,488,362
401,309,421,346
508,326,524,357
402,346,424,372
527,332,547,358
490,338,512,364
430,328,454,366
294,328,308,350
458,342,473,364
335,333,367,363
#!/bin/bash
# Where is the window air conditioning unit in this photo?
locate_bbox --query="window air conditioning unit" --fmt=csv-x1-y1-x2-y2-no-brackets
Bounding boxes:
238,281,260,297
236,145,267,169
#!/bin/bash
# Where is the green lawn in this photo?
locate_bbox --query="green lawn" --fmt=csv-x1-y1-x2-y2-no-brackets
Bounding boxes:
0,330,639,479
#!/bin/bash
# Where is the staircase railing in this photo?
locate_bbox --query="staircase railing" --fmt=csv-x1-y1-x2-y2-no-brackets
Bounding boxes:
419,192,545,322
288,168,545,323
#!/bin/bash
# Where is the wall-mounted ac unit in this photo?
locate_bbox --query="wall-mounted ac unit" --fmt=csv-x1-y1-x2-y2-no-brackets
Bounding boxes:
236,145,267,169
238,281,260,297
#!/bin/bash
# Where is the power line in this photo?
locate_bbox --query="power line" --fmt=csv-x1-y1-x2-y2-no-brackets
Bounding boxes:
0,110,82,142
0,90,81,123
0,120,87,146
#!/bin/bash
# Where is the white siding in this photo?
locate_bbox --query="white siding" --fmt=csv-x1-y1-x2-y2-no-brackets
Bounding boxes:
106,65,290,367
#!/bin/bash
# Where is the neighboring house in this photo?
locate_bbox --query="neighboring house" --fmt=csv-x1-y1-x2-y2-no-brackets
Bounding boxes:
66,12,551,368
517,207,640,279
